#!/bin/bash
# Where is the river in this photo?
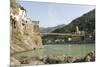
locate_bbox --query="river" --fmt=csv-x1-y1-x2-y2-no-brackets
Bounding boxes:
14,44,95,60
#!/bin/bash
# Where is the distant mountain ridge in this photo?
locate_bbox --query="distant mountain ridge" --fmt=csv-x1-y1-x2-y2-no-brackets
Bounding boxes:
52,9,95,34
39,24,66,33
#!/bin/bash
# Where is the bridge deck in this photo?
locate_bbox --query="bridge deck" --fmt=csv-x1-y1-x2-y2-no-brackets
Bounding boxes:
41,33,85,36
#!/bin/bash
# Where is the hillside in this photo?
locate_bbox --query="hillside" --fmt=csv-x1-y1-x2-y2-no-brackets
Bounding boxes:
52,9,95,34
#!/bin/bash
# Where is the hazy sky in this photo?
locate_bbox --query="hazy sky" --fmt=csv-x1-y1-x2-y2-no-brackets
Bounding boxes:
18,1,95,27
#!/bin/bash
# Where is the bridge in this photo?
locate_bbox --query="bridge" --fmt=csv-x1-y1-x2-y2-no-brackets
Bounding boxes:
40,33,85,37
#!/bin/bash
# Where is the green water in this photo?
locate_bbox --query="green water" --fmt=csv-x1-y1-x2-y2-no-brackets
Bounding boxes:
14,44,95,59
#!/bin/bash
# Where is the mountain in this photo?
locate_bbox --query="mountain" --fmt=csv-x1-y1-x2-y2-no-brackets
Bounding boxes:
52,9,95,34
39,24,66,33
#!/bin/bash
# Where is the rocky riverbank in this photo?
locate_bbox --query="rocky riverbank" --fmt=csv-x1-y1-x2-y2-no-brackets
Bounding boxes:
12,51,95,66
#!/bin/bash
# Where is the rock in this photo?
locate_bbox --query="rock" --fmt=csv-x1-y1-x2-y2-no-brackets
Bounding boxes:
66,56,73,63
10,57,21,66
12,52,95,65
10,6,43,65
11,5,43,52
28,60,44,65
73,58,83,63
41,55,71,64
83,51,95,62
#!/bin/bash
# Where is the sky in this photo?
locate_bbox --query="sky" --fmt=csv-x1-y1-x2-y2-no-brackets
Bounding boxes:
18,1,95,27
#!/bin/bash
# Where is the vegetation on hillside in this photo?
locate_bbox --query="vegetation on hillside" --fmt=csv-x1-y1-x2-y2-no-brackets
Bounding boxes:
10,0,17,9
42,9,95,44
52,9,95,34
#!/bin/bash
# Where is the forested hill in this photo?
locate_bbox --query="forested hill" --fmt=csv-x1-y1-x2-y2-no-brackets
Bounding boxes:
52,9,95,34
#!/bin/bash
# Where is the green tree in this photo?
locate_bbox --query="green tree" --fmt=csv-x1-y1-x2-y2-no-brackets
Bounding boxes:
52,9,95,34
10,0,17,8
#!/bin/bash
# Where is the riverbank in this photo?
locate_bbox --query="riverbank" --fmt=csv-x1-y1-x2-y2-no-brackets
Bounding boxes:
11,44,95,66
11,51,95,67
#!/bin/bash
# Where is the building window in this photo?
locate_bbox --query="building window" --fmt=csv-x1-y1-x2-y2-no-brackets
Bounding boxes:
22,23,25,26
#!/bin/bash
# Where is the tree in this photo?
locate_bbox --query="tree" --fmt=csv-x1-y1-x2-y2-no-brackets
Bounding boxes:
10,0,17,9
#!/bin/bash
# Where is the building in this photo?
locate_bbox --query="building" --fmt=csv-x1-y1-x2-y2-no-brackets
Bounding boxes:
10,6,43,54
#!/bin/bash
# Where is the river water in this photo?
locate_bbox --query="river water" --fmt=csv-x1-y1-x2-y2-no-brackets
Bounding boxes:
14,44,95,59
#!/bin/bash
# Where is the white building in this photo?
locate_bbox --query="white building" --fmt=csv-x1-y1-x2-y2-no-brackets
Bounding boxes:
11,7,27,22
